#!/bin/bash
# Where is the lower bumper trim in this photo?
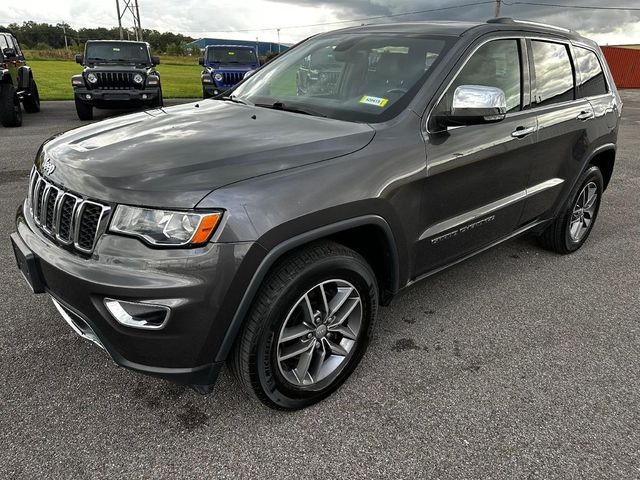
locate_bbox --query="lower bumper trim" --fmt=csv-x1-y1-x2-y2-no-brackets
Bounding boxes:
52,297,105,350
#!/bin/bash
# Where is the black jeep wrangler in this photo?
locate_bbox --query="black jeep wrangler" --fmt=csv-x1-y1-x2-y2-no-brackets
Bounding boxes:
0,31,41,127
72,40,162,120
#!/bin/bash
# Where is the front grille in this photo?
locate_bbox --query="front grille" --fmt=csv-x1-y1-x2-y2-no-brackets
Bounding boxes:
28,168,110,254
221,71,244,87
92,71,143,90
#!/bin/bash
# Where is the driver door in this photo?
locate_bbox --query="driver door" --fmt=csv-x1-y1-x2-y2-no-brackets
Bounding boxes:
416,37,539,274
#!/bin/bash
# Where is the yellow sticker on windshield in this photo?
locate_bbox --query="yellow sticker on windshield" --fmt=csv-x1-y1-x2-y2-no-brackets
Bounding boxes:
359,95,388,107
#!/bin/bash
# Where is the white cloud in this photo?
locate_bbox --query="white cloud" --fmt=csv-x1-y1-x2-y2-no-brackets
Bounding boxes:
4,0,640,45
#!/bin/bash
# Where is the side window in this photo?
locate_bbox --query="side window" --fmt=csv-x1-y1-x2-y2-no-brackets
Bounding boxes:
0,35,8,53
436,39,522,115
10,35,23,58
531,41,574,107
574,46,608,97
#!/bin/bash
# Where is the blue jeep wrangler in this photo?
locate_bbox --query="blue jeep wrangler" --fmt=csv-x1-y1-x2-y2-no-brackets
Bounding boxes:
199,45,259,98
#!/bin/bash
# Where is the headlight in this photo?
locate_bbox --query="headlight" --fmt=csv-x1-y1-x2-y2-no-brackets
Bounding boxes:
214,73,223,82
109,206,222,247
133,73,144,84
86,73,97,84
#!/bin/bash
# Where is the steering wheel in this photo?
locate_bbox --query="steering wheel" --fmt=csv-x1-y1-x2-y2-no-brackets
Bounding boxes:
386,88,408,95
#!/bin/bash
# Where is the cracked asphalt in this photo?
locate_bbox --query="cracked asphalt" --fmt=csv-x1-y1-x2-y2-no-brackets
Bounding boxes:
1,94,639,479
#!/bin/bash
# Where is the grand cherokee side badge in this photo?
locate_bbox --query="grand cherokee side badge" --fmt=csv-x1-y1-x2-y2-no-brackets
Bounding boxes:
42,158,55,176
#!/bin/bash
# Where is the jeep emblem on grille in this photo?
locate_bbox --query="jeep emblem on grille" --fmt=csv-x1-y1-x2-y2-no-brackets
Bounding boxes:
42,158,55,176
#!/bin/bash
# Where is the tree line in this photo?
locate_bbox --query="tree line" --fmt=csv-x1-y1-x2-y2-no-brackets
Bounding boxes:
0,21,197,54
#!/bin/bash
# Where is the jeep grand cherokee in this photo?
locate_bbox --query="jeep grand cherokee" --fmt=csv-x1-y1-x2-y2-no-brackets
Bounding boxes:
11,18,621,410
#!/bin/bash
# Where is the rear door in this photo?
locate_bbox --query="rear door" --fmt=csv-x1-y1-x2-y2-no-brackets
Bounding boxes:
519,38,595,223
417,37,538,273
0,34,19,85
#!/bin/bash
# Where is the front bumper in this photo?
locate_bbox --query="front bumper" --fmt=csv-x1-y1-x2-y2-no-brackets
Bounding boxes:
203,84,229,97
12,202,255,392
74,87,160,107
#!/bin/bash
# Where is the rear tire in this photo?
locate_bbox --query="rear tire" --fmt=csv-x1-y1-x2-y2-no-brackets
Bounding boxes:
22,78,41,113
75,98,93,121
0,83,23,127
229,241,378,410
539,166,604,254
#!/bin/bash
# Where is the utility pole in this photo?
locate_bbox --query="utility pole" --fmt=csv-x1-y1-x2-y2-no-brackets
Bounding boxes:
277,28,281,54
116,0,143,41
62,23,68,50
494,0,502,17
116,0,123,39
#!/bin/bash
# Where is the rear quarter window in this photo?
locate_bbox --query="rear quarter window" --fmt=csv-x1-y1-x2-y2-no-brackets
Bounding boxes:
574,47,608,97
531,40,575,107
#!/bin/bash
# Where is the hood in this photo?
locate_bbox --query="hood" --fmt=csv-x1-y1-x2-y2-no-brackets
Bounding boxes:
41,101,375,208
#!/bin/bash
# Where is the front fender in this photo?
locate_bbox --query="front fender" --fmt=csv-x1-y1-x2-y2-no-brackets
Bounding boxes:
18,65,32,89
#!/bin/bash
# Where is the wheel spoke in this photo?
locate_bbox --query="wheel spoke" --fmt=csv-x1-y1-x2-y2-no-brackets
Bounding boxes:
328,286,354,317
324,338,349,356
280,324,312,343
319,283,330,316
294,345,314,383
328,324,357,340
329,297,360,327
279,339,314,362
308,343,326,382
302,294,315,323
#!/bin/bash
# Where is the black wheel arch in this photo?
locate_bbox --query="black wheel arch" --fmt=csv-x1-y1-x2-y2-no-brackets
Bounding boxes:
214,214,402,364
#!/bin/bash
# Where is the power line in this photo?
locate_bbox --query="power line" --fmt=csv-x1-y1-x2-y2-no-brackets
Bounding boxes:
179,1,495,34
503,1,640,11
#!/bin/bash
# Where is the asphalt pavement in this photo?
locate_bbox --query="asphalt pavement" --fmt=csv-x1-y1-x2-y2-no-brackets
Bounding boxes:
1,95,638,479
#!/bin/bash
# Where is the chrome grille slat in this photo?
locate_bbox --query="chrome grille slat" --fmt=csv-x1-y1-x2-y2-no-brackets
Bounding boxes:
28,170,110,254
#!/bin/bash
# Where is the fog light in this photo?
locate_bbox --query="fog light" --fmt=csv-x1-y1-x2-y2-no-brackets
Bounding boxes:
104,298,170,330
85,94,92,100
214,90,219,95
142,94,148,100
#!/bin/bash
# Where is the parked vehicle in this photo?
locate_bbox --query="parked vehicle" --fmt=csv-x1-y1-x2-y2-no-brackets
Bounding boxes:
0,31,40,127
199,45,259,98
72,40,162,120
12,18,621,410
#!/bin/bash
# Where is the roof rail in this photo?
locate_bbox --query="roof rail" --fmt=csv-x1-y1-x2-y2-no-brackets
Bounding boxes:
486,17,573,34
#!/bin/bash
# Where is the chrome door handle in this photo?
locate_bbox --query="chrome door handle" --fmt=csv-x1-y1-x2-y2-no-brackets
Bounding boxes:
511,126,536,138
576,111,594,121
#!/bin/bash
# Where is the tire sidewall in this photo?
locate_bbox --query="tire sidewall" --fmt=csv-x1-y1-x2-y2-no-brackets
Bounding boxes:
561,166,604,252
253,254,377,409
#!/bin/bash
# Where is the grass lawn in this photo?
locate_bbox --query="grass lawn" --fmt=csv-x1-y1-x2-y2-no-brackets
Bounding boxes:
28,59,203,100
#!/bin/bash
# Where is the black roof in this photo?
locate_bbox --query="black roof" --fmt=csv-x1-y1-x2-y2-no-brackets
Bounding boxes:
332,18,590,43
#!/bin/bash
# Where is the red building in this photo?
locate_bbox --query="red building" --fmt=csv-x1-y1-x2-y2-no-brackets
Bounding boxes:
601,46,640,89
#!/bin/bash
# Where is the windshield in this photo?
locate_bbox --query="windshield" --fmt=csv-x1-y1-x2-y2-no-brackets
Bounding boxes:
85,42,150,64
208,47,257,64
231,33,453,123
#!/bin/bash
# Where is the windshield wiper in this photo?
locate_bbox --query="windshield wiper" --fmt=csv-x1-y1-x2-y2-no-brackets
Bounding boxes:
221,95,249,105
254,101,327,118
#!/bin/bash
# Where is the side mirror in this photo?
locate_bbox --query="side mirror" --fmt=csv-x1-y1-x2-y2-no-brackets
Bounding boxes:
151,56,160,65
437,85,507,128
75,54,84,64
3,48,16,58
198,56,204,66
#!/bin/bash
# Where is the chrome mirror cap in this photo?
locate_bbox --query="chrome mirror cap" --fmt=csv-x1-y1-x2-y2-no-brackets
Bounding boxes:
448,85,507,125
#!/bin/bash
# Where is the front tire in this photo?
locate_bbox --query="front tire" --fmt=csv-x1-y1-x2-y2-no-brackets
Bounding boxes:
0,83,23,127
229,241,378,410
75,98,93,121
22,78,41,113
539,166,604,254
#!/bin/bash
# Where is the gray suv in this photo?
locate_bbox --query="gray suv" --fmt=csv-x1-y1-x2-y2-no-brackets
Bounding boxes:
11,18,621,410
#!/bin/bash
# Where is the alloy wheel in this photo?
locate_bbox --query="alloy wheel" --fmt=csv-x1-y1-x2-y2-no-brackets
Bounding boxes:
276,279,363,387
569,181,598,242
